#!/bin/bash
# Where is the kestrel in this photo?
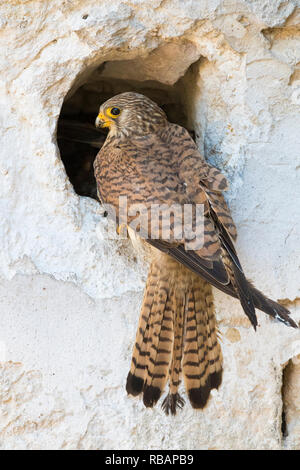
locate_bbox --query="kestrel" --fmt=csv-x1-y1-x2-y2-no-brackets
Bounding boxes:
93,92,297,415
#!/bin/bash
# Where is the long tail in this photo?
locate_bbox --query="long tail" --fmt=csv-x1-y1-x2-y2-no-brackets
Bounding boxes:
126,254,223,414
126,257,174,408
161,286,185,415
181,276,222,410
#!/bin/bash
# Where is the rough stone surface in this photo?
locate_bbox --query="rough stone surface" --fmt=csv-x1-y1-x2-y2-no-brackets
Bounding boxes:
0,0,300,450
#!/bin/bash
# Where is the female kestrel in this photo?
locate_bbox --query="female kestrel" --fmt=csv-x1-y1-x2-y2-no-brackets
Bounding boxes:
93,92,297,415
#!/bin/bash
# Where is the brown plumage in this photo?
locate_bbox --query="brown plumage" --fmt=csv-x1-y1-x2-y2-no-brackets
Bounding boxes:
93,92,297,414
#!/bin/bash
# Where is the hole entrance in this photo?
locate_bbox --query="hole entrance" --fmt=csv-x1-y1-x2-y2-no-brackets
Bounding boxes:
57,56,199,200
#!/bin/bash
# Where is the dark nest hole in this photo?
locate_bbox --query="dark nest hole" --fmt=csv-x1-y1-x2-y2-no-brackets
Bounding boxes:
57,60,197,201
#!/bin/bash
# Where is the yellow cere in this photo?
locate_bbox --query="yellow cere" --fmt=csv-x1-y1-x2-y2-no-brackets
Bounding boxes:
97,112,111,127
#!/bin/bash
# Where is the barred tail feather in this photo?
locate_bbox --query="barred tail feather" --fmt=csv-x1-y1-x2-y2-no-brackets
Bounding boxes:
126,255,223,414
126,257,175,407
162,290,185,415
143,279,173,408
126,262,159,396
182,277,223,409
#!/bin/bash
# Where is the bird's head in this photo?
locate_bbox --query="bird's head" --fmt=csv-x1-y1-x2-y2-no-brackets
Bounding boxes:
95,92,167,136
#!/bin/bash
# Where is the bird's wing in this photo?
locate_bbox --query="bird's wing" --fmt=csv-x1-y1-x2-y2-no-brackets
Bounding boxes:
163,124,258,326
95,125,296,329
162,123,237,240
125,128,232,283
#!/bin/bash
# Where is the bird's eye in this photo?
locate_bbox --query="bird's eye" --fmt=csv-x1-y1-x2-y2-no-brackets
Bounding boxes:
111,107,120,115
108,107,121,117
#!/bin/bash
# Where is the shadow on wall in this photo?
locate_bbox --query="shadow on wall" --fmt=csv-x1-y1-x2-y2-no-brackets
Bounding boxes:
56,51,201,201
281,353,300,443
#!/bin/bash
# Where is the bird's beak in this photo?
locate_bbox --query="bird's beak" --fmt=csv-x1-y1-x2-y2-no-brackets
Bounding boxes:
95,112,111,128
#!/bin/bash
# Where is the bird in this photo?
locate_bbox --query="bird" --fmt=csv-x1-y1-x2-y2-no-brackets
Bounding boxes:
93,91,298,415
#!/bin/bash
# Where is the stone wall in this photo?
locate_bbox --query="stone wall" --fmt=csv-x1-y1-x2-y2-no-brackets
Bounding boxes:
0,0,299,450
